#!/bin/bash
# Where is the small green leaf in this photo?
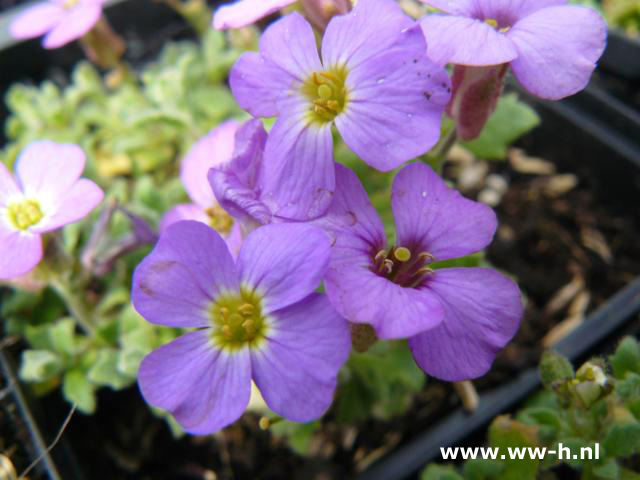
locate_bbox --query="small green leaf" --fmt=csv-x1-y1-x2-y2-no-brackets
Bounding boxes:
63,369,97,413
87,349,134,389
420,464,463,480
461,93,540,160
603,423,640,457
593,459,620,480
19,350,63,382
464,458,504,480
539,351,574,389
610,337,640,379
488,416,538,480
49,318,76,356
271,421,320,455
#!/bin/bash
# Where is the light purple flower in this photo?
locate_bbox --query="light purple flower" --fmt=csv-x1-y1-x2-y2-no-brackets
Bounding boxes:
133,221,350,434
213,0,350,30
319,163,522,381
0,141,103,279
208,119,276,226
230,0,451,221
10,0,104,49
420,0,607,100
160,121,243,254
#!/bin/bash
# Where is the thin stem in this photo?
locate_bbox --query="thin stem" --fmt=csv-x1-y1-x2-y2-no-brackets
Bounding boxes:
424,127,457,175
48,275,97,337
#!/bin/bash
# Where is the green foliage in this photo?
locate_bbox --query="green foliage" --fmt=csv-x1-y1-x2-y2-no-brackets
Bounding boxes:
461,93,540,160
420,337,640,480
337,341,425,423
3,29,240,416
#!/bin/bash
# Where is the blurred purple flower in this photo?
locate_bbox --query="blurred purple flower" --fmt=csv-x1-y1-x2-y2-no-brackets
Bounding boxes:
230,0,451,221
0,141,103,279
213,0,350,30
10,0,104,49
319,163,522,381
160,121,243,255
420,0,607,100
133,221,350,434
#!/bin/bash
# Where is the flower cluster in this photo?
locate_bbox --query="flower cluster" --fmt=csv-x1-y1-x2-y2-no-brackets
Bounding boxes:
129,0,607,434
6,0,606,436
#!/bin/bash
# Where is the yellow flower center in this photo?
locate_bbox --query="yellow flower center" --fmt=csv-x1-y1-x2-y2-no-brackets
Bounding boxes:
373,246,435,289
7,199,44,231
62,0,79,9
484,18,511,33
206,205,233,235
301,66,349,125
210,290,269,351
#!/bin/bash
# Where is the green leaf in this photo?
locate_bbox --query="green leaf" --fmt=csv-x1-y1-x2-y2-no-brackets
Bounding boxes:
421,464,463,480
19,350,63,382
593,459,620,480
463,458,504,480
610,337,640,379
539,351,574,389
63,369,97,413
603,423,640,457
488,416,538,480
87,349,134,389
270,421,320,455
48,318,76,356
461,93,540,160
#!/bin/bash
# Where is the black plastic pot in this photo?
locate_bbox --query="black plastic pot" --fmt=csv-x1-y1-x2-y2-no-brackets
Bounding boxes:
0,347,85,479
358,91,640,480
600,29,640,81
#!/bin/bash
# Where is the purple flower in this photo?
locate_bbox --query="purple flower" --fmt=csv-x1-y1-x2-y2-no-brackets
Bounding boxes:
208,119,276,227
230,0,451,220
10,0,104,49
0,141,103,279
160,121,243,254
420,0,607,100
213,0,350,30
319,163,522,381
133,221,350,434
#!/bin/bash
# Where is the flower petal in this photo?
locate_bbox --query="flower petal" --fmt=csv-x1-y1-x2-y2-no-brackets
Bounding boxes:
507,5,606,100
138,330,251,435
409,268,522,381
335,25,451,170
420,15,517,66
9,2,65,40
312,164,386,248
321,0,413,70
325,258,445,339
182,121,239,209
15,141,86,203
42,4,102,49
0,221,42,280
392,163,497,261
159,204,210,233
0,164,21,207
251,293,350,422
470,0,567,24
213,0,297,29
132,221,239,328
237,223,331,314
260,114,334,221
209,120,272,225
30,178,103,233
423,0,474,15
229,13,321,117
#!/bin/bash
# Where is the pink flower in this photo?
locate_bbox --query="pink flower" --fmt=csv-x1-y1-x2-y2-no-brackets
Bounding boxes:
160,121,243,255
10,0,104,49
213,0,350,30
0,141,103,279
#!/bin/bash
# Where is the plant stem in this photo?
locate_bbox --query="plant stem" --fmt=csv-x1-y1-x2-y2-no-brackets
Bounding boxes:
424,127,457,175
48,275,97,337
